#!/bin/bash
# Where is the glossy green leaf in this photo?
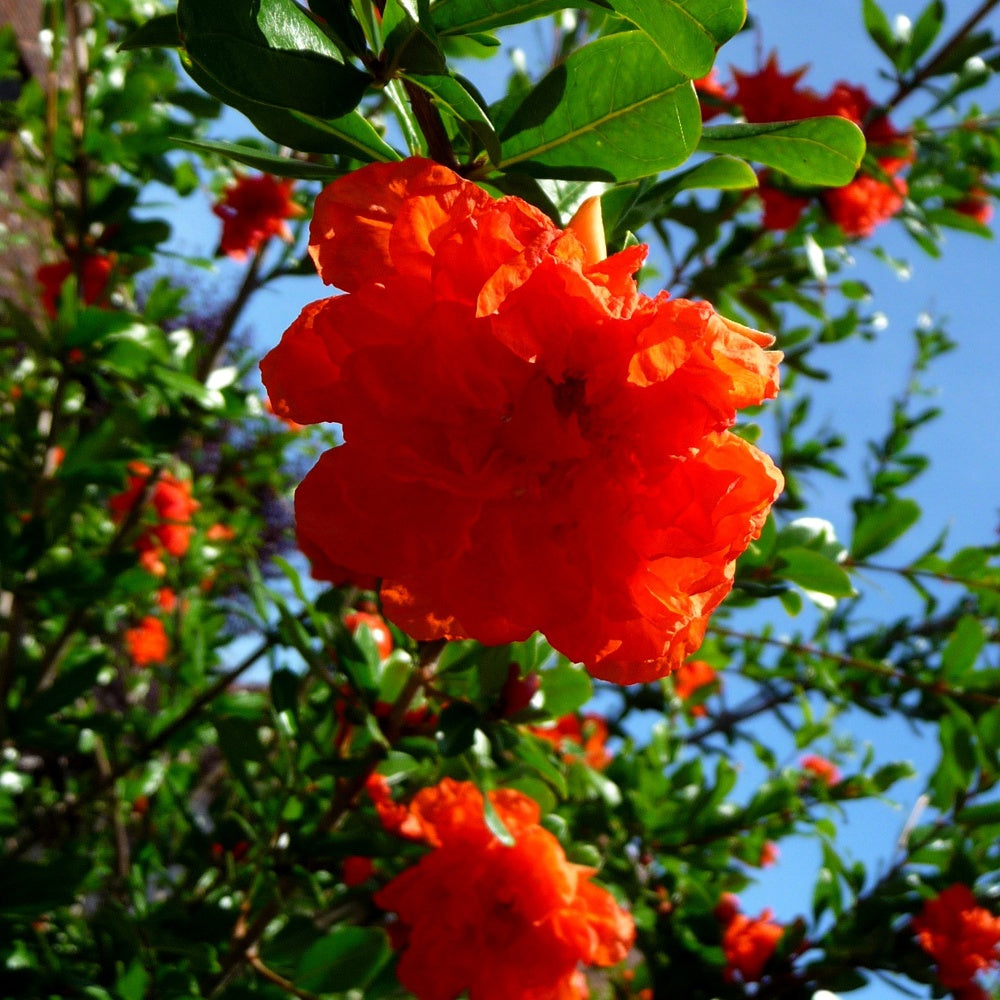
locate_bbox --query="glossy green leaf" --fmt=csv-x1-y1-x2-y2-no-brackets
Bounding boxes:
499,32,701,182
180,54,398,159
850,496,921,559
775,548,855,598
296,927,390,992
403,72,502,163
699,117,865,186
119,13,181,50
174,138,343,179
431,0,594,35
606,0,745,78
178,0,370,120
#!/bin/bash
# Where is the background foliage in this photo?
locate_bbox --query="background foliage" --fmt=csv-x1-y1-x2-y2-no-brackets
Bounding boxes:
2,0,1000,998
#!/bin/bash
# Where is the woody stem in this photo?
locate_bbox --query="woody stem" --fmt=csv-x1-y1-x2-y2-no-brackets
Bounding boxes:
402,79,460,171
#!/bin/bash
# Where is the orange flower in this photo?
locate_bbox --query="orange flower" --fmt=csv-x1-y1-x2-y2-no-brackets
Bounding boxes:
213,173,303,260
799,754,841,786
694,69,729,122
731,54,820,124
721,906,784,983
374,778,634,1000
530,713,612,769
758,184,810,232
758,841,780,868
672,659,718,716
955,186,993,226
125,615,169,666
37,253,114,318
261,158,783,684
206,523,236,542
913,884,1000,991
345,610,394,660
110,462,199,569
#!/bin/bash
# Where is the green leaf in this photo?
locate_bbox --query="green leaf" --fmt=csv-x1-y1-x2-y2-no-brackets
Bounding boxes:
432,0,593,35
540,658,592,716
119,13,181,50
482,791,516,845
850,496,921,559
699,117,865,186
296,927,390,992
174,138,343,179
941,616,986,681
606,0,745,78
177,0,370,120
862,0,898,61
436,701,481,756
902,0,945,71
499,32,701,182
775,547,855,598
180,53,398,159
403,72,501,163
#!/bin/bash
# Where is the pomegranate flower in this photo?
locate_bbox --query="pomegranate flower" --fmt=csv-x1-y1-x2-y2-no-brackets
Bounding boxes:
913,884,1000,992
37,253,114,318
262,159,782,683
125,615,169,666
374,778,634,1000
212,173,303,260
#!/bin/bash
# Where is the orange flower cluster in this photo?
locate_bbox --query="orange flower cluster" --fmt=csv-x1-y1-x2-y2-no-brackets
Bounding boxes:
530,713,612,770
37,253,114,318
799,754,841,786
213,173,303,260
124,615,169,666
913,884,1000,993
109,462,199,576
705,54,912,237
373,778,634,1000
262,158,783,683
672,659,719,716
717,896,785,983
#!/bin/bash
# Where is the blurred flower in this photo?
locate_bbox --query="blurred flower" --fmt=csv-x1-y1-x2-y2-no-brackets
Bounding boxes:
731,53,819,123
694,69,729,122
342,856,375,887
374,778,634,1000
156,587,178,612
955,186,994,226
913,884,1000,991
262,158,783,684
725,55,911,237
37,253,114,318
720,903,784,983
345,610,394,660
672,659,719,716
530,713,612,770
499,663,541,717
110,462,199,573
125,615,169,666
212,173,303,260
799,754,841,786
758,183,811,232
206,523,236,542
758,841,780,868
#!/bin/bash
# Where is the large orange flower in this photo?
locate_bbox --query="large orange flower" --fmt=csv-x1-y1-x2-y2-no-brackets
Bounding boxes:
913,884,1000,991
720,905,785,983
261,158,783,683
373,778,634,1000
